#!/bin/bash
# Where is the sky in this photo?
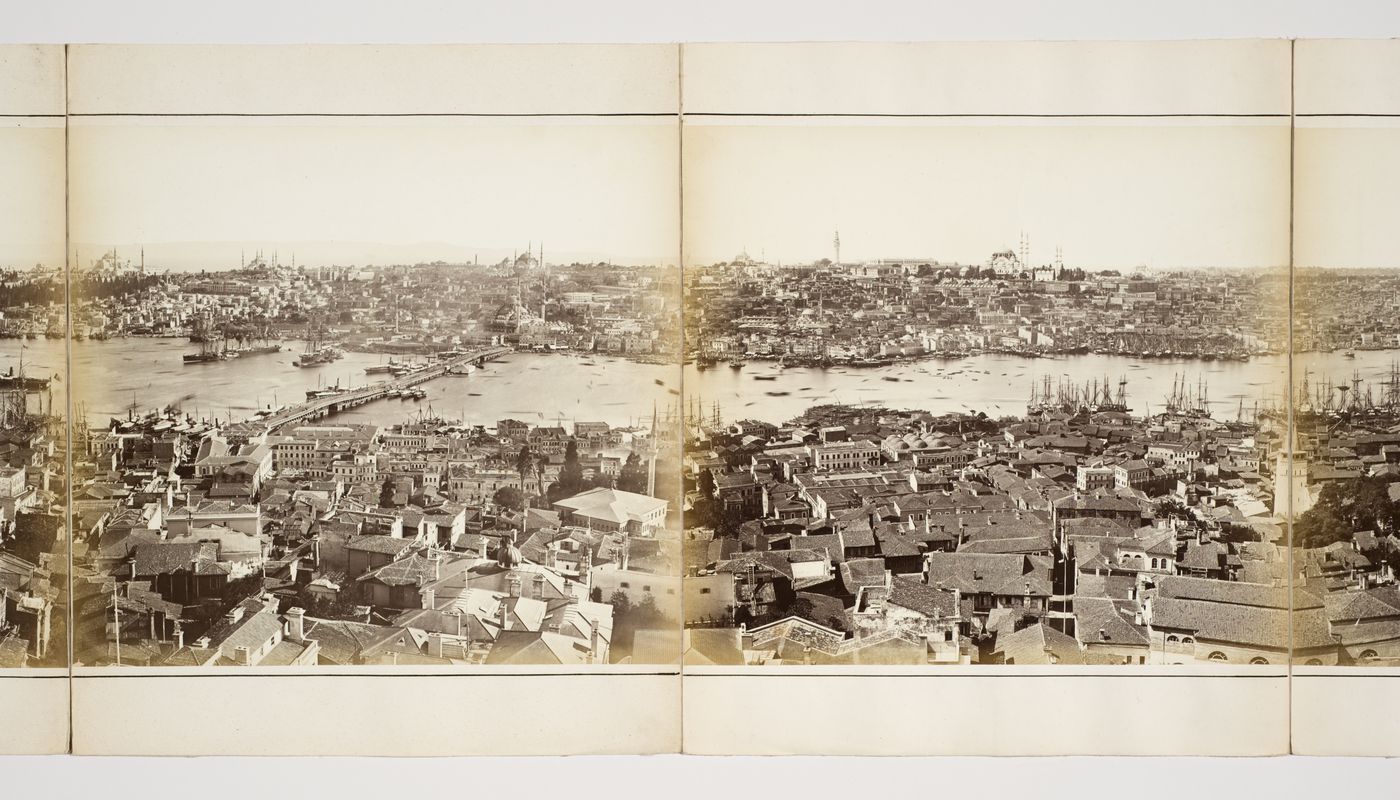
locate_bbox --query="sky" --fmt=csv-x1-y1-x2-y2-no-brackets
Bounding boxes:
67,117,679,270
682,120,1293,270
0,122,66,269
1295,124,1400,269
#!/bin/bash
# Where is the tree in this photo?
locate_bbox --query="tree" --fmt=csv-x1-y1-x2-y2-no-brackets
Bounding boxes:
697,468,717,499
785,596,817,622
378,477,397,508
556,438,585,498
608,589,632,618
533,453,548,498
514,444,533,489
618,452,647,494
1291,506,1352,549
1155,498,1191,520
493,485,524,512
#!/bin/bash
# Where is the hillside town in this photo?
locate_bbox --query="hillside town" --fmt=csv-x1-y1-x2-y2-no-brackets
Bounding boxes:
685,247,1287,366
69,401,682,667
681,384,1400,667
1294,268,1400,353
55,249,679,363
0,405,67,669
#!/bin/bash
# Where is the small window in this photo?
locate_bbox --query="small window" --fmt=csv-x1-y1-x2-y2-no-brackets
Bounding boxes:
1304,658,1323,666
1208,651,1228,662
1361,649,1380,662
1249,657,1269,665
619,582,630,589
642,585,652,593
699,587,712,595
1166,635,1179,644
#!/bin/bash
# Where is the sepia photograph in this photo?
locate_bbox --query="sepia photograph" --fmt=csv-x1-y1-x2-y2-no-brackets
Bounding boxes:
62,83,683,669
0,42,71,757
6,19,1400,767
1291,100,1400,669
680,113,1299,667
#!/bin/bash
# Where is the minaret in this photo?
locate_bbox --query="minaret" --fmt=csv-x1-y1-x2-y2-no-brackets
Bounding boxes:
646,401,659,497
833,229,841,265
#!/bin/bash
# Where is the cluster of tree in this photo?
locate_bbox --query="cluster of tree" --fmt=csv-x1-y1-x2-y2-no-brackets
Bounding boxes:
781,595,848,633
687,469,743,536
616,452,649,494
606,589,675,663
295,572,364,621
2,513,63,565
1291,476,1400,549
72,272,161,302
545,439,612,504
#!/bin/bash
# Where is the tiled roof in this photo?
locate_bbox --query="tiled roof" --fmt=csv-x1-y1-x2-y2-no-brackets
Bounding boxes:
888,575,958,618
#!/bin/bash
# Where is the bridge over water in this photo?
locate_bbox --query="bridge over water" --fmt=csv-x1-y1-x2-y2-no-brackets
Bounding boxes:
255,345,511,431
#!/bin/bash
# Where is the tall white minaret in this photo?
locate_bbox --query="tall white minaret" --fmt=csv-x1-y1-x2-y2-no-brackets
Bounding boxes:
833,229,841,265
647,400,659,498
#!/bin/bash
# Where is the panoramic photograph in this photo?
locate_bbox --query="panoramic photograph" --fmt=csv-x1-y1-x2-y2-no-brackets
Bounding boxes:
679,118,1302,666
1290,114,1400,667
0,88,68,672
63,114,683,667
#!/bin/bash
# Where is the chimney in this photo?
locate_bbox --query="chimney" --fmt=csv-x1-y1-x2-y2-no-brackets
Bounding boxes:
740,622,753,650
286,607,306,641
173,623,184,649
451,609,463,637
507,575,521,598
498,600,508,631
423,587,436,609
429,550,442,580
589,618,600,663
427,632,444,658
234,645,252,666
225,605,245,625
532,573,546,600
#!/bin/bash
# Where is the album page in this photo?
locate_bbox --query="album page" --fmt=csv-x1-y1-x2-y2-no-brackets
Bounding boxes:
1291,38,1400,757
64,44,683,755
678,40,1295,755
0,43,71,757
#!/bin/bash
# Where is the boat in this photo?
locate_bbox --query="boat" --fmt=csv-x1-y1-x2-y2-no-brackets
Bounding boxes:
364,364,395,374
753,375,778,381
0,368,48,391
728,359,746,370
184,337,232,364
183,352,224,364
1344,350,1356,359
